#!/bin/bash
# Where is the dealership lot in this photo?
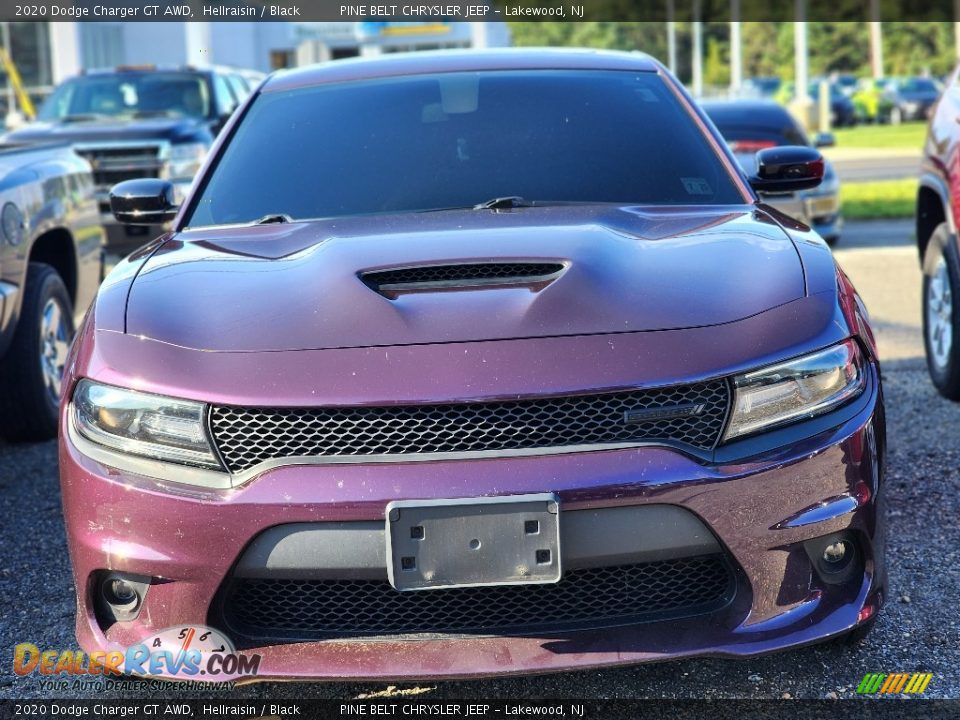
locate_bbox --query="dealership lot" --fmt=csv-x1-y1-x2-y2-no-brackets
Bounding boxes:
1,220,958,700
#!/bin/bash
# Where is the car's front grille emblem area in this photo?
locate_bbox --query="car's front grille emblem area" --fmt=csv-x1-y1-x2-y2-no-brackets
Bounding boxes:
217,554,736,641
209,381,729,473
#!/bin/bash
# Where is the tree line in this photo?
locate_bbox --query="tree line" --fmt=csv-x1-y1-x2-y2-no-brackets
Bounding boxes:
508,22,957,81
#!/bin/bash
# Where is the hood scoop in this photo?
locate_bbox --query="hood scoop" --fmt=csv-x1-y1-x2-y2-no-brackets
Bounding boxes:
360,262,566,298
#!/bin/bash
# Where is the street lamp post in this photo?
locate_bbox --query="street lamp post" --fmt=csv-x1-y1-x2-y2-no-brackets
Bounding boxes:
730,0,742,96
692,0,703,97
666,0,677,75
954,0,960,62
870,0,883,78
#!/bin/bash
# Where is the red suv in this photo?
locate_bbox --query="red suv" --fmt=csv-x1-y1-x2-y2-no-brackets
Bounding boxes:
918,75,960,398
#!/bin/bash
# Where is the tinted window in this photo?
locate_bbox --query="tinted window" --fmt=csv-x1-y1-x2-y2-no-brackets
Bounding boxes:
186,70,743,228
706,107,808,147
39,72,210,120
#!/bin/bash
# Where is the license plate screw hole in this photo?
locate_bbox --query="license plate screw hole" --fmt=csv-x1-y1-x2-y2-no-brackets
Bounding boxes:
524,520,540,535
536,549,551,564
410,526,424,540
469,538,481,550
401,556,416,571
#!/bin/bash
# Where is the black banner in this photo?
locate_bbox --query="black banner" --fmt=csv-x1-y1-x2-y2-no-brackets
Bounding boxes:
0,700,958,720
1,0,960,23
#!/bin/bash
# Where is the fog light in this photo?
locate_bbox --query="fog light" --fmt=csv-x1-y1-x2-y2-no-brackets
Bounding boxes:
99,573,146,614
94,572,151,629
804,532,861,585
108,578,138,604
822,541,849,565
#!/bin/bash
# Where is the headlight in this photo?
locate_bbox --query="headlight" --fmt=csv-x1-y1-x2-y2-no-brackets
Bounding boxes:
166,141,208,180
723,339,866,442
72,379,221,469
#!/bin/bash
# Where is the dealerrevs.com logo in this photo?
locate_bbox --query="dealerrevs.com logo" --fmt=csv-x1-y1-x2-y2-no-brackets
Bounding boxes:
13,625,261,683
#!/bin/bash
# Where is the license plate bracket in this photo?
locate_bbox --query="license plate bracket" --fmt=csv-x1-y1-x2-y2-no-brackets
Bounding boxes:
386,494,561,591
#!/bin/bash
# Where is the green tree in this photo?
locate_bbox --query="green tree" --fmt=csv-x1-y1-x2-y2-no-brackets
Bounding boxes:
704,37,729,86
508,22,668,60
509,21,958,85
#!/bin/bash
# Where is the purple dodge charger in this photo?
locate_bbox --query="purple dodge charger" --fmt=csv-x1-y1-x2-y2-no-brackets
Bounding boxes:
59,49,886,681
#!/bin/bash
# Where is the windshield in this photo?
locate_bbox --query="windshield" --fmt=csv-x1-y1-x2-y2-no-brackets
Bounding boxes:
186,70,743,228
38,72,211,121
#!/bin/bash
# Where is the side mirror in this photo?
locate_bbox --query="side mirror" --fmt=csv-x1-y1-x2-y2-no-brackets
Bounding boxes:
749,146,824,194
813,131,836,148
109,179,179,225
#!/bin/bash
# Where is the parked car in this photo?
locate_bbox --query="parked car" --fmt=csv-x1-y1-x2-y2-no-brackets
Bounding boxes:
4,65,254,253
703,100,843,244
741,76,781,99
917,68,960,398
775,80,857,127
830,73,858,98
885,76,941,124
60,49,885,681
0,142,102,440
852,77,895,123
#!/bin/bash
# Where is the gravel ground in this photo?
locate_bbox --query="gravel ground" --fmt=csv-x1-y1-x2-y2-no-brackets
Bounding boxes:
2,221,958,703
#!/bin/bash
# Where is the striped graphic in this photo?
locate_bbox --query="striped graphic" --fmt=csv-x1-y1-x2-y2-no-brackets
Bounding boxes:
856,673,933,694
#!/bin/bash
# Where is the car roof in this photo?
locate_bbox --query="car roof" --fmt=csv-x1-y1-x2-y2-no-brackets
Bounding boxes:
264,48,662,94
700,99,794,125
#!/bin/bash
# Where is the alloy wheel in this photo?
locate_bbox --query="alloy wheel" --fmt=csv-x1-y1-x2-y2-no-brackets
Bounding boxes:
39,297,70,405
927,257,954,371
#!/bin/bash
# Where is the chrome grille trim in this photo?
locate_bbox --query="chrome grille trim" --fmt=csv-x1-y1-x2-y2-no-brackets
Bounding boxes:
74,141,169,194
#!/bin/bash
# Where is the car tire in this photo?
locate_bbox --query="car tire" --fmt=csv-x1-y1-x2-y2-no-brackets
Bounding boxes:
922,223,960,400
0,263,74,441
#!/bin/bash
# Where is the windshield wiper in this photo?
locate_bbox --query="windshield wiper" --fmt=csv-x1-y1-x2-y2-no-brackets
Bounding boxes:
473,196,534,210
253,213,294,225
416,198,607,214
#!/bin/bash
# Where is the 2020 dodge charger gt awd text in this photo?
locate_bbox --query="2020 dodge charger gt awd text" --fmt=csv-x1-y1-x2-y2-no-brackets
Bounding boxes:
60,50,886,681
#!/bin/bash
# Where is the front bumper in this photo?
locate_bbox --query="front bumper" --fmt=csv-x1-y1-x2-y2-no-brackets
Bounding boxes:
59,364,885,681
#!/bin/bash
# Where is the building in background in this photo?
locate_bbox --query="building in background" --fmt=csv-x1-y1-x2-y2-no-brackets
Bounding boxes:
2,20,511,113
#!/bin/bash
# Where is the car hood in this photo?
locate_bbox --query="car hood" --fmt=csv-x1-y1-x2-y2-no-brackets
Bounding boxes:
6,116,209,144
125,205,806,352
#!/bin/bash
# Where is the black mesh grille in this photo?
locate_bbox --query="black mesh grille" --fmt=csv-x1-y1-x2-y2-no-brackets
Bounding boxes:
209,381,729,473
361,263,564,289
219,555,735,641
